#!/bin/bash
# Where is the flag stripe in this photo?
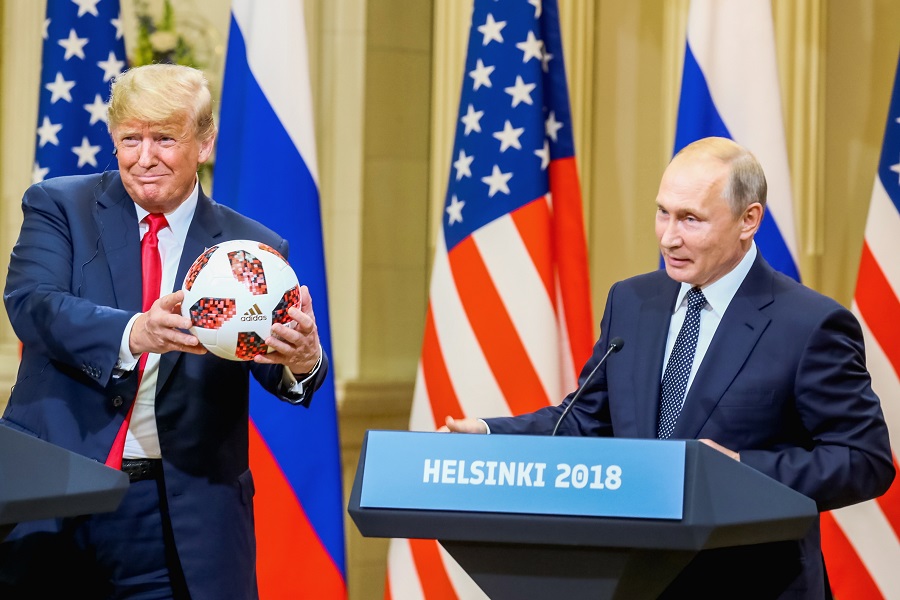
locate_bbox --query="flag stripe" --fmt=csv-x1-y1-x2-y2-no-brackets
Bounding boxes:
855,242,900,377
422,304,465,429
474,209,560,401
864,178,900,305
248,423,346,597
856,313,900,454
428,231,510,420
409,539,460,600
509,197,555,306
877,456,900,541
821,512,885,600
551,157,595,369
831,497,900,597
449,236,553,415
387,539,426,600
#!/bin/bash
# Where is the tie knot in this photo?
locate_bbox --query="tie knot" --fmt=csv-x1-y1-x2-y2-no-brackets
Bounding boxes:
143,213,168,235
687,287,707,311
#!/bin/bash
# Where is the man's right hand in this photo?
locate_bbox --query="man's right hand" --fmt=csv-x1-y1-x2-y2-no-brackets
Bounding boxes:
129,290,207,356
439,416,488,434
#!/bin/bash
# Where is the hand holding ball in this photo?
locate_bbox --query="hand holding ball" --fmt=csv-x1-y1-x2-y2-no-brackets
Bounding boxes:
181,240,301,361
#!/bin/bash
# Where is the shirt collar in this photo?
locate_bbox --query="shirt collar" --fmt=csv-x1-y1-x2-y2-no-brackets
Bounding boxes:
134,178,199,241
673,241,758,316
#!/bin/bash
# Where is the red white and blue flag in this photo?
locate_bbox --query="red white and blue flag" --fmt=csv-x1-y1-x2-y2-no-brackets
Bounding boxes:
34,0,126,182
674,0,800,280
213,1,346,597
386,1,594,597
822,52,900,599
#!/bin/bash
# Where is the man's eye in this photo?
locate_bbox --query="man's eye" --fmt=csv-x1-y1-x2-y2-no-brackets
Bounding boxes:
120,138,139,147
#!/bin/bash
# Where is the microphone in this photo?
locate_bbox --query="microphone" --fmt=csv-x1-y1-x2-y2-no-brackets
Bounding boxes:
551,337,624,437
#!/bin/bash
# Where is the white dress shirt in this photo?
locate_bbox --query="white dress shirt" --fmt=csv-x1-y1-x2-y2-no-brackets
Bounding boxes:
661,241,758,410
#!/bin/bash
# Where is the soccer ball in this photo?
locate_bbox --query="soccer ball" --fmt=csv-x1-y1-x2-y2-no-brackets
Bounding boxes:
181,239,301,361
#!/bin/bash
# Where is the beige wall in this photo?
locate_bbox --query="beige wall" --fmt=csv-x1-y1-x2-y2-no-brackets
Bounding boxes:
2,1,899,598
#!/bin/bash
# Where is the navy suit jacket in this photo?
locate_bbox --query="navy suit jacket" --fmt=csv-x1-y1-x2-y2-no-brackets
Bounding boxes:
486,254,894,598
1,172,328,599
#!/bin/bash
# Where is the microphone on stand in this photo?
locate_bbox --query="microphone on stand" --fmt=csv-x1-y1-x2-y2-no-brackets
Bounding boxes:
551,337,624,437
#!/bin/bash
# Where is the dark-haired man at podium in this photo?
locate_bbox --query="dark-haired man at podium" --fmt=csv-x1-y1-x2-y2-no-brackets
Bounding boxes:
443,137,894,599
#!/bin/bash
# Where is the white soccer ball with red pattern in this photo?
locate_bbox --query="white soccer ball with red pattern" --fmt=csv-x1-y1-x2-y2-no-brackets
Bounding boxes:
181,239,301,361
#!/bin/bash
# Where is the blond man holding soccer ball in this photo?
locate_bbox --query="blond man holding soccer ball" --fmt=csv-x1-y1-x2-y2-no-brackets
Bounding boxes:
0,64,327,600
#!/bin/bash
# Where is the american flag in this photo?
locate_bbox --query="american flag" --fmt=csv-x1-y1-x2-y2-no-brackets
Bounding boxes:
386,0,594,597
821,52,900,599
34,0,126,183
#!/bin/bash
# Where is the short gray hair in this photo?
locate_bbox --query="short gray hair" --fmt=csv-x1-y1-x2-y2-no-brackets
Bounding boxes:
675,137,767,216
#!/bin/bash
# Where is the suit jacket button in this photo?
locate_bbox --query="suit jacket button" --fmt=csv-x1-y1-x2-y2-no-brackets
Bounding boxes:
112,396,124,408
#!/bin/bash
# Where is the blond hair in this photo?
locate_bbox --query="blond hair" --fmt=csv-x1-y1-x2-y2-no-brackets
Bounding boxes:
108,64,216,143
674,137,767,216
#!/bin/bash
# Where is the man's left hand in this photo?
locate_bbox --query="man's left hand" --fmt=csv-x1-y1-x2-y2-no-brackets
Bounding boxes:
699,438,740,461
254,285,320,375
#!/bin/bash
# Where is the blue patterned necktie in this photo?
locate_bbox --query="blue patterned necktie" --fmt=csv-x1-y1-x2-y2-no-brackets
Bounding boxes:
657,287,707,439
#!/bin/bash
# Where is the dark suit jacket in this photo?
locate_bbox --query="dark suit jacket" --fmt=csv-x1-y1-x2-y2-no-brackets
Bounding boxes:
486,254,894,599
1,172,328,599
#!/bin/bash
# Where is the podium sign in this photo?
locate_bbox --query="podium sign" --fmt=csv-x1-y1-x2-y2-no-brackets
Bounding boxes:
360,431,686,519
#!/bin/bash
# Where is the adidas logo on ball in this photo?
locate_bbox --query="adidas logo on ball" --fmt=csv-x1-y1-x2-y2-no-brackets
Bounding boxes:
241,304,267,322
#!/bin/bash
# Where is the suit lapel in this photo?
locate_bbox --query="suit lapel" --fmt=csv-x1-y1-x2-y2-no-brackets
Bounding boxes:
672,256,774,439
94,172,142,312
632,279,680,438
157,189,225,391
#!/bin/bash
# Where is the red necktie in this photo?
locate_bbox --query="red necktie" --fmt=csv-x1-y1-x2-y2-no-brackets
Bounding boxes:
105,213,168,469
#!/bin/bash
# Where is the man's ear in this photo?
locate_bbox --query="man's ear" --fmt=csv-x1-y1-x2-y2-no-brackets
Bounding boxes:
198,135,215,164
740,202,764,240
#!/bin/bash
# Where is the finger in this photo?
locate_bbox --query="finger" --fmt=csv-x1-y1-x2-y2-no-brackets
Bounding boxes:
299,285,314,316
158,290,184,313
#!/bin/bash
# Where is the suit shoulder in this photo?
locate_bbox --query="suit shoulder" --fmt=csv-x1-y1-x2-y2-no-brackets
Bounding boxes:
204,198,285,247
27,172,108,197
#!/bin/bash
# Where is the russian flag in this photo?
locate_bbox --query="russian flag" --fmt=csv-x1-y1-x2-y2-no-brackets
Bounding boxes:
213,1,346,597
675,0,800,280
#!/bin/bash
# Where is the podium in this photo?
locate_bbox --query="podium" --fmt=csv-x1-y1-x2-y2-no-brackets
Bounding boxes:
348,431,818,599
0,427,129,540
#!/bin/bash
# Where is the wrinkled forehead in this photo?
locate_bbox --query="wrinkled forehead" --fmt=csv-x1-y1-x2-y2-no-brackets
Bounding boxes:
111,115,193,139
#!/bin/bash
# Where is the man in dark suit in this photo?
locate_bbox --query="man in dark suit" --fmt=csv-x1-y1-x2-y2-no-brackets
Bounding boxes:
0,64,327,599
443,137,895,598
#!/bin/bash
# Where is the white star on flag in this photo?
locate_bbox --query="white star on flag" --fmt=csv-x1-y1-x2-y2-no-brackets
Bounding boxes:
45,72,76,103
478,13,506,46
58,28,89,60
481,164,512,197
83,94,108,125
890,157,900,184
97,50,125,82
535,140,550,170
72,0,101,18
32,162,50,184
37,116,63,147
493,119,525,152
469,59,495,91
545,111,563,142
72,136,101,167
461,104,484,135
446,195,465,225
516,31,544,63
505,75,535,107
111,15,123,39
529,0,543,18
453,150,475,180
